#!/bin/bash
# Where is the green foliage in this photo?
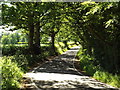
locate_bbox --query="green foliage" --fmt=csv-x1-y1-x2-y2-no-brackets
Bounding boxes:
94,71,111,83
3,55,29,72
41,45,55,56
1,57,23,89
77,49,98,76
17,42,28,44
2,45,28,56
1,35,9,44
2,45,56,72
55,42,77,54
65,2,120,73
2,45,17,56
94,71,120,88
55,42,66,54
2,2,55,52
2,2,120,73
41,34,50,44
2,2,120,88
1,32,27,45
9,54,42,72
78,49,120,88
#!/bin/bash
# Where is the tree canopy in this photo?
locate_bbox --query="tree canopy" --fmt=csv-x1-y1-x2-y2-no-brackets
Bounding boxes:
2,2,120,74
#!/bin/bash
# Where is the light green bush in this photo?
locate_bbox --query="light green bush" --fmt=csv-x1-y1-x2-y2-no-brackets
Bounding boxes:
1,58,23,89
93,71,120,88
110,75,120,87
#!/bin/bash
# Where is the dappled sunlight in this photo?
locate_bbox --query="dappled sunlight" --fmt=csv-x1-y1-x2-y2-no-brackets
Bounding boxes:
26,72,84,81
23,46,117,89
32,59,81,75
25,72,115,89
2,2,120,89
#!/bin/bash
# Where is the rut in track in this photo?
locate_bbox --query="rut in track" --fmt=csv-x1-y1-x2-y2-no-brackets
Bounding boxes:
23,46,119,90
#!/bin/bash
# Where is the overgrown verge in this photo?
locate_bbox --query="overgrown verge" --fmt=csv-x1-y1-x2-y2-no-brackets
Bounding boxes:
1,42,77,89
1,45,57,89
77,49,120,88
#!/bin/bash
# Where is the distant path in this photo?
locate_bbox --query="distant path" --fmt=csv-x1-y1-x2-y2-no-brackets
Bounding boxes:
23,46,118,90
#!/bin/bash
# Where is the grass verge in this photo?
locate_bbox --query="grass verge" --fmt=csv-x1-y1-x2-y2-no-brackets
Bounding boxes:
77,49,120,88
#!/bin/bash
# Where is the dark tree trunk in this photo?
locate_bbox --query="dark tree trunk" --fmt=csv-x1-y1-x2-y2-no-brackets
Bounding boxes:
51,33,57,55
34,22,41,54
113,39,119,73
28,14,34,53
28,25,34,51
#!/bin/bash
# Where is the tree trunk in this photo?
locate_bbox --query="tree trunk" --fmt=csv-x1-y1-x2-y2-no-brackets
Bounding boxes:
28,13,34,53
34,22,41,54
51,33,56,55
113,40,119,73
28,25,34,51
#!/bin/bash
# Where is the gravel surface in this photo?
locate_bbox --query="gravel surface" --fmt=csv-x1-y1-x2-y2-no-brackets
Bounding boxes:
23,46,119,90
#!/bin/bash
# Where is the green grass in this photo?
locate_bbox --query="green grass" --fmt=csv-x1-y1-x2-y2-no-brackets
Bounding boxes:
77,49,120,88
94,71,120,88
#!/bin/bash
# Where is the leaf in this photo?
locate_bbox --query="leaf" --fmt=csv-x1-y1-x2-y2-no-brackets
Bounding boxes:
105,19,114,28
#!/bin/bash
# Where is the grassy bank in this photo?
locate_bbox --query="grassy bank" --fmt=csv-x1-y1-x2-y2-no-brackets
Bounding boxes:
77,49,120,88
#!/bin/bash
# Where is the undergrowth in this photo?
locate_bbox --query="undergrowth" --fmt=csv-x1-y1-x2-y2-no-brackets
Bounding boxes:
1,44,56,89
1,42,77,89
0,57,23,89
77,49,120,88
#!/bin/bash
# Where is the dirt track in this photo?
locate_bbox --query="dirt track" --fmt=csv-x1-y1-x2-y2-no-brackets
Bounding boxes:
23,46,119,90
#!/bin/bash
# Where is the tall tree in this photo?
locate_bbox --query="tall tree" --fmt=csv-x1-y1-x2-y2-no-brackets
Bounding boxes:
42,3,63,55
2,2,52,54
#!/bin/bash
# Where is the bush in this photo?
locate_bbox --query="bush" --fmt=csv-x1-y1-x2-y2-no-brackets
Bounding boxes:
2,45,56,72
94,71,120,88
1,57,23,89
2,54,44,72
77,49,97,75
2,45,28,56
77,49,120,88
2,44,54,56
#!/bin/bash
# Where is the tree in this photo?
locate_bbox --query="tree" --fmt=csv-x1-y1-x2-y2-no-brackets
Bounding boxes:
59,2,120,73
42,3,63,55
2,2,52,54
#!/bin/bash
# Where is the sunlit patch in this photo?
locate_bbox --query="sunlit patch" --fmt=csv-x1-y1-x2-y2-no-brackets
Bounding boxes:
25,72,114,89
26,72,85,81
24,46,115,89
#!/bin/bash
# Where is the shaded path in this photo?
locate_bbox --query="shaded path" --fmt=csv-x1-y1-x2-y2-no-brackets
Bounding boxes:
23,46,118,90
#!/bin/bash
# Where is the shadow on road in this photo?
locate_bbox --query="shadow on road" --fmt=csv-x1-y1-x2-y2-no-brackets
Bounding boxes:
24,46,118,90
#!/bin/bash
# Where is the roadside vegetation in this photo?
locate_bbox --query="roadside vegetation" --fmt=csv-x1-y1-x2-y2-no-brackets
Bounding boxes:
1,32,76,89
77,48,120,88
1,1,120,89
